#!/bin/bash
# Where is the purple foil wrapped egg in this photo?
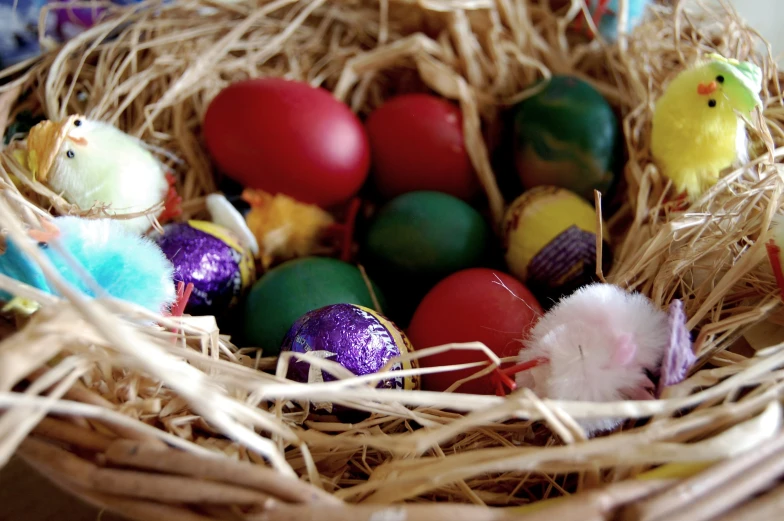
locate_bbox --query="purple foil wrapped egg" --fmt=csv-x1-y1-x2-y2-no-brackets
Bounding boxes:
55,0,106,28
281,303,419,413
154,220,255,316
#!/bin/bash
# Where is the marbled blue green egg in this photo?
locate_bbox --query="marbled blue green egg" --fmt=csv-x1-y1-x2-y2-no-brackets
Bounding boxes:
512,75,621,200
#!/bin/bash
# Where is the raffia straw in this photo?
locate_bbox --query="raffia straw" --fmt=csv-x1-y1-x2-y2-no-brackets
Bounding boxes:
619,430,784,521
0,0,783,511
711,482,784,521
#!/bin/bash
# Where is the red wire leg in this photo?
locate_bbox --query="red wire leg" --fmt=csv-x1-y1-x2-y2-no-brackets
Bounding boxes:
492,357,549,397
159,173,183,223
171,282,194,318
766,240,784,302
325,198,361,262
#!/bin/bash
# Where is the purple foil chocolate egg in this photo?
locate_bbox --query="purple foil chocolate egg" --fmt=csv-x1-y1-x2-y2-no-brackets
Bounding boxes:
154,220,255,316
55,0,106,28
281,303,419,412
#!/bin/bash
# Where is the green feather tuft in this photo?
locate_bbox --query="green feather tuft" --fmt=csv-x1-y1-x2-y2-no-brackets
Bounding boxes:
707,53,763,114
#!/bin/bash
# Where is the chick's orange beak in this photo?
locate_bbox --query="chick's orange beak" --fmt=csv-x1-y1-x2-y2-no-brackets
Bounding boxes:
67,135,88,146
697,81,718,95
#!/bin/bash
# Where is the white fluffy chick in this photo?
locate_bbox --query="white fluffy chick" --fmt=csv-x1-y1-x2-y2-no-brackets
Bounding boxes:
24,115,170,235
516,283,669,434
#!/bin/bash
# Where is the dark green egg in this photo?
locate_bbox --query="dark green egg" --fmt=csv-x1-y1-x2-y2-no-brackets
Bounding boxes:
364,191,490,280
512,75,620,200
243,257,384,356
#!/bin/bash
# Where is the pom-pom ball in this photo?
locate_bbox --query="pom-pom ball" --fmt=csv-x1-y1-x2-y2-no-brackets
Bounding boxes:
0,216,175,314
407,268,542,395
512,75,620,200
515,283,671,434
154,220,255,316
281,303,418,412
502,186,611,305
243,257,385,356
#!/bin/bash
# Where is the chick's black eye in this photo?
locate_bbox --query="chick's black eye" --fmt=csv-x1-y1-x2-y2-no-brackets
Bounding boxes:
708,99,717,108
74,119,82,127
37,242,48,249
66,150,75,158
716,75,725,83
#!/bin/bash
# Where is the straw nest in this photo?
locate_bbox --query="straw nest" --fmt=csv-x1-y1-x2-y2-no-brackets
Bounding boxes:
1,0,784,519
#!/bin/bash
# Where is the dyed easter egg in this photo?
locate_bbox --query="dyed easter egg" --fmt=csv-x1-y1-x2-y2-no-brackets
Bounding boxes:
282,303,418,412
243,257,384,356
502,186,612,306
154,220,255,316
512,75,620,200
364,191,490,279
203,78,370,208
408,268,542,395
365,94,479,200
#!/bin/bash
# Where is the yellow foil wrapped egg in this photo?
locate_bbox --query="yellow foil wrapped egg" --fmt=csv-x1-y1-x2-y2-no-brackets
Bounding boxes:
502,186,611,306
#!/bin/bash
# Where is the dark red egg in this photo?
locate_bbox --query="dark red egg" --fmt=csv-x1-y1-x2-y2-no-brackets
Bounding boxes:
407,268,543,395
203,78,370,208
365,94,479,201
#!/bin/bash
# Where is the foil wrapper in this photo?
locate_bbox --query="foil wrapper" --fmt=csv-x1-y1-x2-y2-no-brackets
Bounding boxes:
154,220,255,316
281,303,417,412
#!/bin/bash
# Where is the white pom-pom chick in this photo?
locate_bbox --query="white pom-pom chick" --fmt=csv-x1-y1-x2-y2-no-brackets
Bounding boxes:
22,115,177,234
515,283,669,434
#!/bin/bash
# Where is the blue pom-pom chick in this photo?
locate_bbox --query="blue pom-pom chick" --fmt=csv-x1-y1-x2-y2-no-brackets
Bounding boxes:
0,216,176,314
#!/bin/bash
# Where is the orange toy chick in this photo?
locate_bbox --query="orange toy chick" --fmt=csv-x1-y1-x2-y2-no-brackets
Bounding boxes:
242,189,335,269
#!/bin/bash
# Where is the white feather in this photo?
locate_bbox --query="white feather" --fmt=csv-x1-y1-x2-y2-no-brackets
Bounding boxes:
516,283,669,434
46,119,169,235
735,117,749,165
206,193,259,255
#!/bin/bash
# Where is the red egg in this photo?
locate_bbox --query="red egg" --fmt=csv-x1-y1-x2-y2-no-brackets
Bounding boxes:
203,78,370,208
365,94,479,201
407,268,542,395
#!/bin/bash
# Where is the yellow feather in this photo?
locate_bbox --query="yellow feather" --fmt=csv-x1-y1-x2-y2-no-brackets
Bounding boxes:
2,297,40,316
243,189,335,269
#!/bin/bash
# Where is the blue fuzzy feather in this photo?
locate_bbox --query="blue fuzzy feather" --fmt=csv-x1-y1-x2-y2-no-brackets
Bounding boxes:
0,216,176,313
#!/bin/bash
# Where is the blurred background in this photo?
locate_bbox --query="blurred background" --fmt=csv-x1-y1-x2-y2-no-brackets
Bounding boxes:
724,0,783,65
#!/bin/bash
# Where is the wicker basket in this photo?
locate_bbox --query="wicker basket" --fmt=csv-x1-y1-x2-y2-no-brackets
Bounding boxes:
1,0,784,520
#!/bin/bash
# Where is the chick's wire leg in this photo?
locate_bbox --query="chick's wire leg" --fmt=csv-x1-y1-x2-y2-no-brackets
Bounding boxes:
165,282,194,343
170,281,194,317
765,240,784,302
323,197,361,262
158,172,183,223
491,358,549,397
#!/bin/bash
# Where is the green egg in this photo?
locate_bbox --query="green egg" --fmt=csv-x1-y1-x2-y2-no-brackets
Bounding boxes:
512,75,621,200
243,257,384,356
364,191,490,280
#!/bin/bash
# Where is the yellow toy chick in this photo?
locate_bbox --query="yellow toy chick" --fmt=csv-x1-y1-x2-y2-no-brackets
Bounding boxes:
651,54,763,199
242,189,336,269
20,115,180,234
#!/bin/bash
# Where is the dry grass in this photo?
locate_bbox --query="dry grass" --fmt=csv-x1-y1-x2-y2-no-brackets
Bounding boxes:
0,0,783,517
